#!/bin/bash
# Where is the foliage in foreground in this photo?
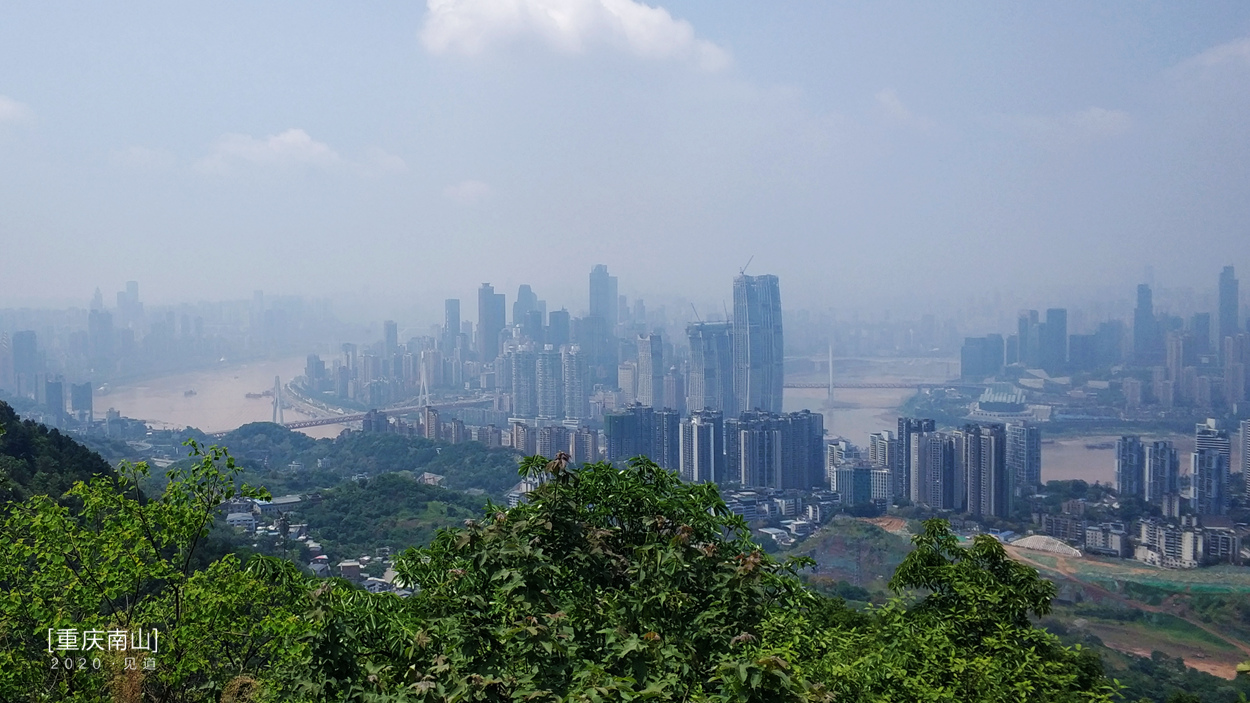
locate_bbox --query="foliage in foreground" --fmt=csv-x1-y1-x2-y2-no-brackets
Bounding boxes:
0,439,1121,702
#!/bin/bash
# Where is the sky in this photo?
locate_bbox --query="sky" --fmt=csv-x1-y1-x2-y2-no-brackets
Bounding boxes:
1,1,1249,323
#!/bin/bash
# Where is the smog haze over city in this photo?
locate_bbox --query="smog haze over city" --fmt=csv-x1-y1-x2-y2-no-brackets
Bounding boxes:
12,4,1250,697
2,2,1249,318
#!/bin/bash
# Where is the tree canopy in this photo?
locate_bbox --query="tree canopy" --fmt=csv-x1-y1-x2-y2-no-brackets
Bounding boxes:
0,434,1124,702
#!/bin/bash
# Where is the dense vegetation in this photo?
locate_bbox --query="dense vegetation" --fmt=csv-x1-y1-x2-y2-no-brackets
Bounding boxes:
207,422,522,496
0,425,1124,702
0,401,116,504
297,472,488,563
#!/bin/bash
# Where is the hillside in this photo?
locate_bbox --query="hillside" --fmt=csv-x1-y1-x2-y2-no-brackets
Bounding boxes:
296,471,488,563
208,422,523,496
0,400,115,504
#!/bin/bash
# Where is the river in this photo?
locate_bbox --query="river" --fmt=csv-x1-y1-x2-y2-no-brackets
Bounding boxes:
105,355,1223,482
99,356,344,439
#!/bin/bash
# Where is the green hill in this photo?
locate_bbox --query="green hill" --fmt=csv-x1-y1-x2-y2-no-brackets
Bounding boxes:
0,400,115,505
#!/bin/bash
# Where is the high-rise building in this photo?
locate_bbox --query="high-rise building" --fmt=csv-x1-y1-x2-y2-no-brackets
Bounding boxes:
1145,440,1180,505
511,421,537,455
686,322,734,415
618,361,638,405
443,299,461,354
1241,419,1250,500
383,320,399,357
911,432,960,510
70,382,93,423
1220,266,1240,360
510,349,538,417
547,309,571,348
1018,311,1040,367
1134,284,1162,365
1006,423,1042,495
896,417,935,501
732,274,784,414
535,346,563,418
604,404,652,463
680,410,724,484
43,377,65,426
662,367,686,415
960,335,1005,380
422,407,440,440
1196,418,1231,468
570,427,599,465
537,425,570,460
604,404,675,467
589,265,619,329
1039,308,1068,374
734,410,824,490
961,423,1010,519
477,284,506,362
653,408,681,471
561,345,589,420
636,334,664,408
1115,436,1146,499
1192,448,1229,516
1191,312,1213,356
514,284,539,326
868,431,896,472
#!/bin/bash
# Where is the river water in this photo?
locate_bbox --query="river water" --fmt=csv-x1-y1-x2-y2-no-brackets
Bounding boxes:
105,355,1222,484
99,356,341,438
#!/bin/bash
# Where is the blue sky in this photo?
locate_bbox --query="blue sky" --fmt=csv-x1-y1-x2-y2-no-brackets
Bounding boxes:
1,2,1248,321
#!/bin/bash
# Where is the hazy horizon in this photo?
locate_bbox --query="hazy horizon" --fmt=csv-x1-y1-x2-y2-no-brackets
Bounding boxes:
2,2,1249,318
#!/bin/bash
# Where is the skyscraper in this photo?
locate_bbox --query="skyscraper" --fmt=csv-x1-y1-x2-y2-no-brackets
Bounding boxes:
1134,284,1161,364
733,410,824,490
1006,423,1042,495
1040,308,1068,374
510,349,537,417
896,417,935,501
443,299,461,354
961,423,1010,519
1220,266,1240,359
1115,436,1146,499
514,284,539,326
911,432,960,510
1018,311,1040,367
589,264,618,329
636,334,664,408
535,346,563,418
1241,419,1250,500
477,284,506,362
653,408,681,471
383,320,399,357
547,309,571,348
604,405,654,463
1192,448,1229,516
680,410,724,484
1145,440,1180,505
732,274,784,414
1196,418,1231,468
561,345,589,420
686,322,734,415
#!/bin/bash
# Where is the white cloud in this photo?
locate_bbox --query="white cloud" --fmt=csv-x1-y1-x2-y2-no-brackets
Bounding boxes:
0,95,34,125
420,0,729,71
195,128,341,174
992,107,1131,149
194,129,407,176
443,179,492,204
1171,35,1250,75
360,147,410,176
112,146,177,171
874,89,933,131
